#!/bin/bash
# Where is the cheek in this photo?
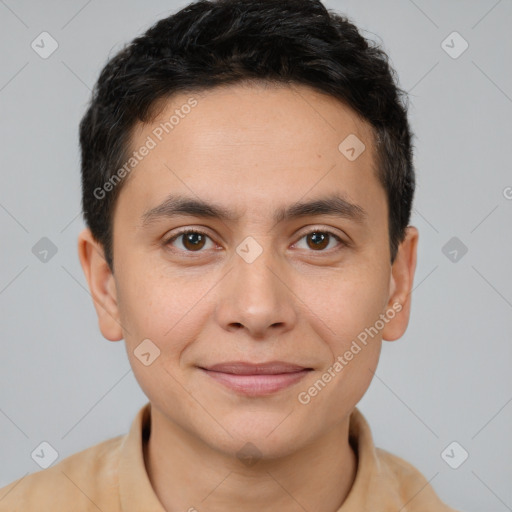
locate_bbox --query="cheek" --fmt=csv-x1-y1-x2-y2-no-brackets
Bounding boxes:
297,272,386,415
299,262,390,352
115,275,172,341
115,266,209,409
115,261,216,354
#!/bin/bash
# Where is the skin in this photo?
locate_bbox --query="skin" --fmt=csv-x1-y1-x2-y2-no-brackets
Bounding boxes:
78,82,418,511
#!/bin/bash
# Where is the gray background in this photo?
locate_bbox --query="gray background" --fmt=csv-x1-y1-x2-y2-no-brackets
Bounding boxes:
0,0,511,510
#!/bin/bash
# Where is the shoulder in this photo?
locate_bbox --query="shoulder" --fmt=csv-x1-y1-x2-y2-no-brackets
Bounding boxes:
0,434,126,512
375,447,461,512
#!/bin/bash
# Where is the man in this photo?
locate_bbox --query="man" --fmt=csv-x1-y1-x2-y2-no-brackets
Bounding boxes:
0,0,460,510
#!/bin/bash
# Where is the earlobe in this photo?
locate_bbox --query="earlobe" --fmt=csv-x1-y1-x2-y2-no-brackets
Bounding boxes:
77,228,124,342
382,226,419,342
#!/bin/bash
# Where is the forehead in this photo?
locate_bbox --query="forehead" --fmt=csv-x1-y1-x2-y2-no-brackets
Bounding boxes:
117,82,385,227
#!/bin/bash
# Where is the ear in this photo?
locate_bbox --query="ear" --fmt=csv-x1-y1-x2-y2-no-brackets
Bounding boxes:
382,226,419,342
77,228,123,341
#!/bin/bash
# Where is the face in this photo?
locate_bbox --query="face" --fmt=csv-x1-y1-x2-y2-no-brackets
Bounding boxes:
79,82,417,459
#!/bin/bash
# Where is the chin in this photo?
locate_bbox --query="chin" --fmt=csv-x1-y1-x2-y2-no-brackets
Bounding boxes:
204,414,309,461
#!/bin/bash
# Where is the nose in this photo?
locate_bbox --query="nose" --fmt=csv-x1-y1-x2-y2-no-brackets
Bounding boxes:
213,240,298,339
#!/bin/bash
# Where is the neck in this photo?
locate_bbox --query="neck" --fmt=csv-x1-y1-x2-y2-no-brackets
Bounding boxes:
144,406,357,512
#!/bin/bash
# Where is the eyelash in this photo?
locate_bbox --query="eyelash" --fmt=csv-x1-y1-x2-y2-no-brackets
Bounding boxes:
163,227,346,254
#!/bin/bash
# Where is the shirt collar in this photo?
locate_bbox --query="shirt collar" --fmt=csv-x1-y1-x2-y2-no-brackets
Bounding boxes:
118,402,403,511
119,401,166,512
338,407,404,510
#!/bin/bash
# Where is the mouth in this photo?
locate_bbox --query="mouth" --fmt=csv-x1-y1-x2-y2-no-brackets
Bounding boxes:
198,361,313,396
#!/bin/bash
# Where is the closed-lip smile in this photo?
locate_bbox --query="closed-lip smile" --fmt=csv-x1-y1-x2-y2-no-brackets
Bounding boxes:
198,361,313,396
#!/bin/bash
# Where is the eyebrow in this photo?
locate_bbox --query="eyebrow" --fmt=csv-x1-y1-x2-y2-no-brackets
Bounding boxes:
140,193,368,228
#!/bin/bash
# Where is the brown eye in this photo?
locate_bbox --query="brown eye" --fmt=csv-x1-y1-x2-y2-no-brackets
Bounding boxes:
295,229,344,252
181,232,206,251
306,232,329,250
166,230,214,252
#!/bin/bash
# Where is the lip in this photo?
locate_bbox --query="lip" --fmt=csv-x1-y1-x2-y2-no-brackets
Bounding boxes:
198,361,313,396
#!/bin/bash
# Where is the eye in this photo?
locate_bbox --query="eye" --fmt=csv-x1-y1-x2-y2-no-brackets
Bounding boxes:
164,229,216,252
293,228,345,252
164,227,346,254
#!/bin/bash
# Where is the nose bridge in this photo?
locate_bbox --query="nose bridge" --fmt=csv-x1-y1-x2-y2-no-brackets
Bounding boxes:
214,234,296,336
234,234,284,305
234,236,282,299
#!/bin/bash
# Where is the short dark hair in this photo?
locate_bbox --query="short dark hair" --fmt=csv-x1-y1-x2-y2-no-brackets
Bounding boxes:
80,0,415,271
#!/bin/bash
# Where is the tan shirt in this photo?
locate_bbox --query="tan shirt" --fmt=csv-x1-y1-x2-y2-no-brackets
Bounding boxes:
0,402,459,511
